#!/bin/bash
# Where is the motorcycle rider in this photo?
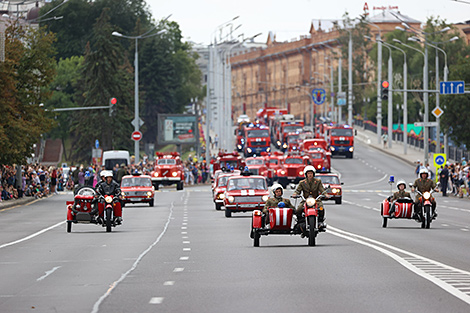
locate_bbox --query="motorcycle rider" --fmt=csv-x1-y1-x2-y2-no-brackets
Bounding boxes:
263,183,295,227
292,165,326,230
389,180,411,215
411,168,437,220
94,171,123,224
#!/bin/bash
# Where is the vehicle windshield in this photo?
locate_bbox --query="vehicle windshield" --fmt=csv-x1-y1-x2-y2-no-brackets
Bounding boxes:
121,177,152,187
227,177,267,191
247,129,269,138
157,159,176,165
221,160,240,169
285,158,303,164
266,159,279,165
246,159,264,165
287,135,299,143
318,175,340,185
283,126,303,133
331,128,353,136
309,147,325,153
217,176,231,187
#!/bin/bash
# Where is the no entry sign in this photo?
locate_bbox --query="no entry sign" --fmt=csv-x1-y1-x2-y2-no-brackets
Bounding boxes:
131,130,142,141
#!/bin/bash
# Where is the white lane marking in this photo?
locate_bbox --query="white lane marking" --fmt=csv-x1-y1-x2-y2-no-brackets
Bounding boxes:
173,268,184,272
37,266,61,281
163,281,174,286
347,174,388,188
183,248,191,251
182,222,187,225
149,297,164,304
328,226,470,305
91,202,174,313
183,241,190,244
182,236,189,239
0,221,64,249
180,257,189,261
181,227,187,229
181,232,187,235
461,229,469,232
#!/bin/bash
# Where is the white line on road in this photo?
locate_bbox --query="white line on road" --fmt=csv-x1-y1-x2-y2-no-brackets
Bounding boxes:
173,268,184,272
180,256,189,261
328,226,470,305
149,297,164,304
37,266,61,281
91,202,175,313
347,174,388,188
0,221,64,249
163,281,174,286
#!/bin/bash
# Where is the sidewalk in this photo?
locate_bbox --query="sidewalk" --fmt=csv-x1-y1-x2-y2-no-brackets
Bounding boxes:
354,126,437,168
0,193,55,211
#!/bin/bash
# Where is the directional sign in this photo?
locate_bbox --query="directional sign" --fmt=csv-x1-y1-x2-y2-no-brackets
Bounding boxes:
440,81,465,95
131,130,142,141
337,98,346,106
432,107,444,118
95,139,99,149
312,88,326,105
414,122,438,127
132,117,144,128
433,153,446,169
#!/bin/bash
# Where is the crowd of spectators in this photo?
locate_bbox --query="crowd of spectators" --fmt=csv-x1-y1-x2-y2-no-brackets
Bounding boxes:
436,158,469,198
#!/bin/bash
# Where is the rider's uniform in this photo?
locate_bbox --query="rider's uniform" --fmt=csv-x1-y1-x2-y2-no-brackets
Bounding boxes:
391,190,411,201
412,177,437,214
294,178,325,221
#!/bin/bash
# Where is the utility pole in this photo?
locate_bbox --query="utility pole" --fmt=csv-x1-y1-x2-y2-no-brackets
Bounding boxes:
348,31,353,126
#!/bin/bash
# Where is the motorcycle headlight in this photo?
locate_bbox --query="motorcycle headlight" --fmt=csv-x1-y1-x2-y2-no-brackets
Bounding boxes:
262,195,269,202
423,191,431,200
105,196,113,203
147,191,153,196
172,171,178,177
228,196,235,203
306,198,316,207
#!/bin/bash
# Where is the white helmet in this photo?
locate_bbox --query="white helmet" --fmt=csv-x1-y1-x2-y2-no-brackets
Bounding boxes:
303,165,316,177
419,168,429,177
103,171,113,178
396,180,407,189
271,183,284,196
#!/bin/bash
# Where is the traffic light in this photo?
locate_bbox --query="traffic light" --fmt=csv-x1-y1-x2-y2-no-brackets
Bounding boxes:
109,97,117,117
381,81,389,100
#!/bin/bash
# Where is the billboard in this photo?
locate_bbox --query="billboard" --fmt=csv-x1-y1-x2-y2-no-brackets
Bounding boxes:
157,114,197,145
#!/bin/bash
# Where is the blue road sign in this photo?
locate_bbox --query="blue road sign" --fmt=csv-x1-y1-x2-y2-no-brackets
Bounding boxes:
95,139,99,149
440,81,465,95
312,88,326,105
337,98,346,106
434,153,446,169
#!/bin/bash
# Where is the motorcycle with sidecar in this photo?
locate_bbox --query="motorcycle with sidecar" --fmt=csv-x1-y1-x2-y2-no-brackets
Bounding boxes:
66,186,122,233
250,188,329,247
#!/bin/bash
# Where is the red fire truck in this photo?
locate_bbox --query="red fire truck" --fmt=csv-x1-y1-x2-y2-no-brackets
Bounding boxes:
242,124,271,157
327,124,354,158
212,152,245,173
151,152,185,190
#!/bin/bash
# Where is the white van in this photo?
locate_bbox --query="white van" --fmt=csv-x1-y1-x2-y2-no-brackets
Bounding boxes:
102,150,130,170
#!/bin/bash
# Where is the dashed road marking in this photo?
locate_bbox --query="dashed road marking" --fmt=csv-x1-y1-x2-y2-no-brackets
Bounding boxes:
183,248,191,251
149,297,164,304
180,257,189,261
163,281,174,286
183,241,190,244
173,268,184,272
37,266,61,281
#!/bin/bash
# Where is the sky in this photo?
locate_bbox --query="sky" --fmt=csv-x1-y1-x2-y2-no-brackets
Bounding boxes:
146,0,470,45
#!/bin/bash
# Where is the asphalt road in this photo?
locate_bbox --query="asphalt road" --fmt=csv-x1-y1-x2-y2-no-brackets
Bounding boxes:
1,141,469,313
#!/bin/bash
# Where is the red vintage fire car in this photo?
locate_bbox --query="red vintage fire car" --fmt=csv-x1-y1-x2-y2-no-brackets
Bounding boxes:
277,154,309,187
223,174,269,218
213,172,240,210
316,173,343,204
151,152,185,190
306,147,331,173
120,173,155,207
245,156,270,176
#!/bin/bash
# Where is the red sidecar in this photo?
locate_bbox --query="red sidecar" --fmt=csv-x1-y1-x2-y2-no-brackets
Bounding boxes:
380,197,414,228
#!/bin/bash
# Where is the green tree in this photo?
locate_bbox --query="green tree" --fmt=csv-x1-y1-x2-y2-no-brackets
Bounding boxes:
0,22,56,164
69,8,134,162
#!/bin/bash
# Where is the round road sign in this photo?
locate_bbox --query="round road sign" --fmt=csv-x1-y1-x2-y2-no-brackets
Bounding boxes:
131,130,142,141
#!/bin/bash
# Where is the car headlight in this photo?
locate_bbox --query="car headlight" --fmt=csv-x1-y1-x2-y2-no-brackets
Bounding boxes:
317,165,321,169
266,147,271,152
306,198,316,207
332,188,338,194
247,148,252,153
423,191,431,200
299,171,303,176
280,170,286,175
172,171,178,177
237,145,242,149
121,191,126,196
282,143,288,148
147,191,153,196
276,141,281,146
349,147,354,152
154,172,159,177
218,193,225,200
105,196,113,203
262,195,269,202
330,147,335,151
228,196,235,203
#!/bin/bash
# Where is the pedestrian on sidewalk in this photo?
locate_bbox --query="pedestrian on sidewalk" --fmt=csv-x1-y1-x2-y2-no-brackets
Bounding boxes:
381,133,388,148
440,163,450,196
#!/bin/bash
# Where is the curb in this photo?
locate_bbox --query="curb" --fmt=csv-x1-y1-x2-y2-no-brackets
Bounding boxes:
0,194,53,211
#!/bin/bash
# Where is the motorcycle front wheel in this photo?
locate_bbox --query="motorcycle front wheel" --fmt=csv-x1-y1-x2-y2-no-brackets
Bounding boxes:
425,206,431,229
106,208,112,232
308,215,316,246
253,230,260,247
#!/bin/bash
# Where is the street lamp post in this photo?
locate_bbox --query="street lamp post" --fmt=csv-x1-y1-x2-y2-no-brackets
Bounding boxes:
392,39,408,154
112,24,168,164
